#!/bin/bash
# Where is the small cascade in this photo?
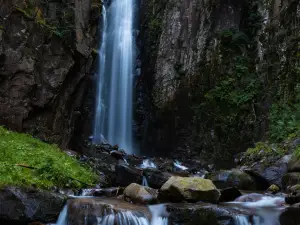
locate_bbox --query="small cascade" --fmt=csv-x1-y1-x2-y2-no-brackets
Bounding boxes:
173,160,188,170
142,176,149,187
226,195,285,225
97,211,149,225
54,199,169,225
140,159,157,169
234,215,251,225
56,204,68,225
149,204,169,225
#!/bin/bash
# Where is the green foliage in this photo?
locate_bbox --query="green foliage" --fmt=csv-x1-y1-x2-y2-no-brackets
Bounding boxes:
246,142,286,158
0,126,98,189
269,86,300,141
15,0,74,40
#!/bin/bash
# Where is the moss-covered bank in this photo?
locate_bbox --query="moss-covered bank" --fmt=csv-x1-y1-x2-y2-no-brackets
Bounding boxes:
0,127,98,189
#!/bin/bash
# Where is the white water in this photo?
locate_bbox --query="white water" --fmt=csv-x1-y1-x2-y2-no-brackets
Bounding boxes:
142,176,149,187
93,0,136,154
227,195,285,225
140,159,157,169
55,202,168,225
56,205,68,225
148,204,169,225
174,160,188,170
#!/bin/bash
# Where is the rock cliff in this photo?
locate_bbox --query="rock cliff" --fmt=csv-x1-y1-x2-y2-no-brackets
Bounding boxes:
0,0,100,148
138,0,300,165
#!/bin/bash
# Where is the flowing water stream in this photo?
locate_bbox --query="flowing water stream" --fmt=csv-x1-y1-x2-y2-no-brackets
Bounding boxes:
93,0,136,154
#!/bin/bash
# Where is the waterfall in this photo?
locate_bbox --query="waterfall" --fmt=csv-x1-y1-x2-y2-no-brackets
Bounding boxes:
93,0,136,154
56,204,68,225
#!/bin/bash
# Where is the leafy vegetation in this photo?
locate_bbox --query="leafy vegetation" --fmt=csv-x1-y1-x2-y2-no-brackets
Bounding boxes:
15,0,74,40
0,126,98,189
246,142,286,158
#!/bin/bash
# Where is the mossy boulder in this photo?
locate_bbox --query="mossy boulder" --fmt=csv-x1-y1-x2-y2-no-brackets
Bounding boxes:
158,176,220,203
205,169,258,190
282,173,300,190
123,183,158,204
267,184,280,194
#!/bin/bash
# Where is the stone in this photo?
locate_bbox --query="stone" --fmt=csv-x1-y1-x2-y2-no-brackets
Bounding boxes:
166,202,244,225
158,176,220,203
115,162,143,187
267,184,280,194
205,169,258,190
0,186,66,224
282,172,300,190
219,187,242,202
288,156,300,172
285,194,300,205
143,168,172,189
123,183,158,204
280,203,300,225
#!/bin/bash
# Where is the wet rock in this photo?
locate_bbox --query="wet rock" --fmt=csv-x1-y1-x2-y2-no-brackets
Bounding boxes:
115,162,143,187
110,150,126,160
166,202,243,225
280,203,300,225
158,176,220,203
285,194,300,205
288,156,300,172
0,186,66,224
123,183,158,204
205,169,258,190
289,184,300,194
282,172,300,190
68,198,150,225
143,168,172,189
102,187,124,197
238,154,290,188
219,187,242,202
267,184,280,194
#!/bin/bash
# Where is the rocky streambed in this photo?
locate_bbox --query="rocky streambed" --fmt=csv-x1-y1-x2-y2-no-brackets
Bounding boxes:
1,142,300,225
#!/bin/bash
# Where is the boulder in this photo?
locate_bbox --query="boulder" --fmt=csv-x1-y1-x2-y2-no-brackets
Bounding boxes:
205,169,258,190
143,168,172,189
166,202,246,225
280,203,300,225
219,187,242,202
158,176,220,203
123,183,158,204
288,156,300,172
238,153,290,188
0,186,66,224
267,184,280,194
115,162,143,187
282,172,300,190
285,194,300,205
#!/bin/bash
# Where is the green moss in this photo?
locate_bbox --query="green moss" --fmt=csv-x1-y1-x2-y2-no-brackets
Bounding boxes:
246,142,286,158
294,146,300,159
0,126,98,189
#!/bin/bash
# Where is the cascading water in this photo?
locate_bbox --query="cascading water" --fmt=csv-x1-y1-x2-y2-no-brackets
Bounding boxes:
93,0,136,154
226,195,285,225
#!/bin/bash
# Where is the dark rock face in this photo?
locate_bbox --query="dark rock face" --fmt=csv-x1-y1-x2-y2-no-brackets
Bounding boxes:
0,186,66,224
138,0,300,166
219,187,242,203
0,0,100,148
